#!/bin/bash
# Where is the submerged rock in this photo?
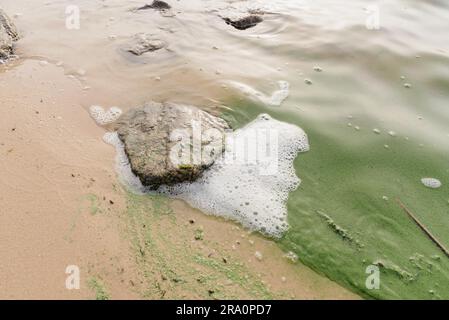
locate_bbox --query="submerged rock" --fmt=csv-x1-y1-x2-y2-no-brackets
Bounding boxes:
0,9,19,60
137,1,171,11
126,33,166,56
115,102,230,189
223,15,263,30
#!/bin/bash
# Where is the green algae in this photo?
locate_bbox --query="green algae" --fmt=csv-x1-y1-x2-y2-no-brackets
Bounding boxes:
316,210,363,249
123,192,275,299
88,276,110,300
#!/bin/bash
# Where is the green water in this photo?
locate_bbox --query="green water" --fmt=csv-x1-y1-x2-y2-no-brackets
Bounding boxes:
223,96,449,299
214,0,449,300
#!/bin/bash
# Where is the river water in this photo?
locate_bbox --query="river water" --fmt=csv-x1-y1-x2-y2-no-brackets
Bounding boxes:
2,0,449,299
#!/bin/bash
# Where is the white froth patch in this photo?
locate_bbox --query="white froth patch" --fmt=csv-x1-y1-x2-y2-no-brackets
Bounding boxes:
103,132,146,194
105,114,309,238
90,105,122,125
421,178,442,189
226,81,290,107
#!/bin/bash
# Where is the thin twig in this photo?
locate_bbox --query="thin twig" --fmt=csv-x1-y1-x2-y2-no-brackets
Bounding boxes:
396,198,449,258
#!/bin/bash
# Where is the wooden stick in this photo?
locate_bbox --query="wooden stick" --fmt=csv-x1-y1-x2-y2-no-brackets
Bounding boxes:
396,198,449,258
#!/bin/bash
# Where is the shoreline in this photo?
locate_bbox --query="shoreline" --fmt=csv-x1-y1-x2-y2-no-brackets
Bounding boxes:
0,59,358,299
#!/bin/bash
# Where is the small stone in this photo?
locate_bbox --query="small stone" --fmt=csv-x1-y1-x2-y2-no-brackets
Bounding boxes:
373,128,381,134
304,79,313,85
137,1,172,11
313,66,323,72
382,196,389,201
254,251,263,261
404,83,412,88
127,34,165,56
223,15,263,30
284,251,298,263
388,131,396,137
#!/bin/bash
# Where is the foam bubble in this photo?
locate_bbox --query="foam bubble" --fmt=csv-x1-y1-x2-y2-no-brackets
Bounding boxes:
421,178,442,189
89,105,122,125
225,80,290,107
105,114,309,238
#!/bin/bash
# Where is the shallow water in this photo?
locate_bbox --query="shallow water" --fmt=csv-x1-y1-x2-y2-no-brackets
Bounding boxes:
3,0,449,299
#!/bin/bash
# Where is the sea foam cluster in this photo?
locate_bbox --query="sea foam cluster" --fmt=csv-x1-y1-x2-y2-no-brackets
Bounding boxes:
89,105,123,126
421,178,442,189
226,80,290,106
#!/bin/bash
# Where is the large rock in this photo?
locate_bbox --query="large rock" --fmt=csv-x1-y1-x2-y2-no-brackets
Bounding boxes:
115,102,230,189
0,9,18,60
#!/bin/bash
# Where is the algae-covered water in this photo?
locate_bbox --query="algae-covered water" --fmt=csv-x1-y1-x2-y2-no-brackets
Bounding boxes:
219,0,449,298
224,99,449,299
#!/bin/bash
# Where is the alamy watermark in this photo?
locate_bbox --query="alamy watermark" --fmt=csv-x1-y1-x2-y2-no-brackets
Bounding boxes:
65,265,80,290
65,5,80,30
169,120,279,176
365,265,380,290
365,5,380,30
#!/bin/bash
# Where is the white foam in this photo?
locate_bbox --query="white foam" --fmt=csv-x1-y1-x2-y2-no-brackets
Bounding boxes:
103,132,146,194
421,178,442,189
105,114,309,238
89,105,122,126
226,80,290,106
